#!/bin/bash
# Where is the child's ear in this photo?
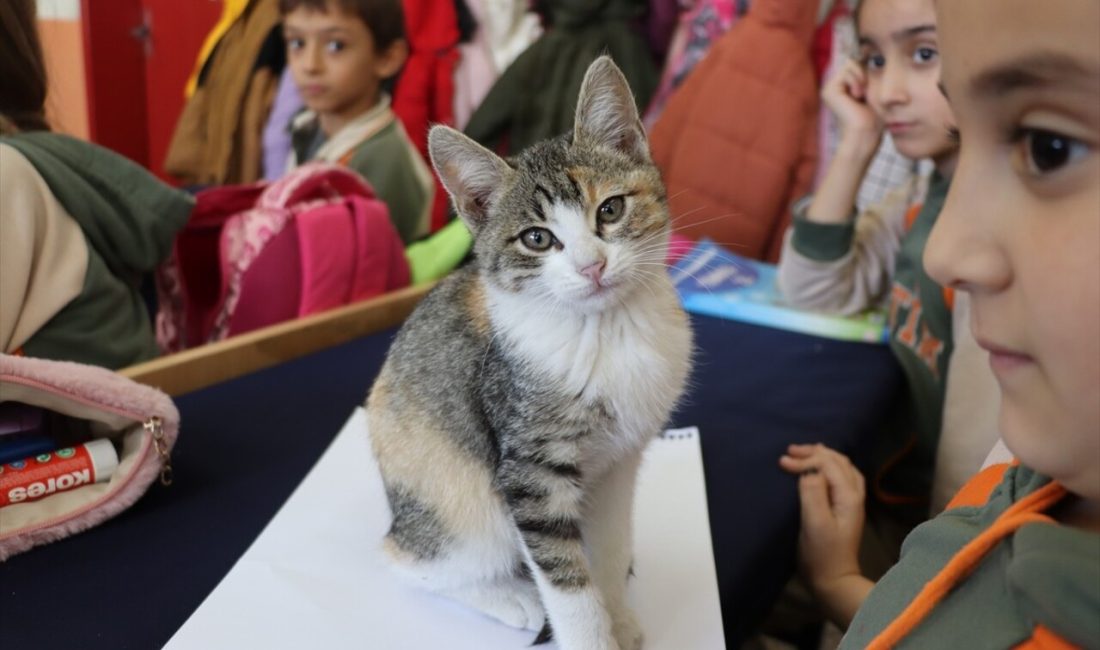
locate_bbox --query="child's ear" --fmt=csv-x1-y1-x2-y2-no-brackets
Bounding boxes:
373,39,408,80
428,125,512,234
573,55,649,164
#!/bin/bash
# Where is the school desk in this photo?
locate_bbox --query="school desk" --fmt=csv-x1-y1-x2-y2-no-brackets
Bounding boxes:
0,286,902,649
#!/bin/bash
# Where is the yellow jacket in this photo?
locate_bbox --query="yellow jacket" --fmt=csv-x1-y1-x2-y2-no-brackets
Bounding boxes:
184,0,252,97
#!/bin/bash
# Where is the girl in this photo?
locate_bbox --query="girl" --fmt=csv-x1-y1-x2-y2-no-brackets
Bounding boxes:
778,0,999,523
783,0,1099,644
0,0,192,369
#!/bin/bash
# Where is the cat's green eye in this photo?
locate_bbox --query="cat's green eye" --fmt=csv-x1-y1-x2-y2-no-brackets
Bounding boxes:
520,227,554,252
597,196,626,224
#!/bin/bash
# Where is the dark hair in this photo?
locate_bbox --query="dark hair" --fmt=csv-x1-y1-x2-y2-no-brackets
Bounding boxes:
0,0,49,132
278,0,405,52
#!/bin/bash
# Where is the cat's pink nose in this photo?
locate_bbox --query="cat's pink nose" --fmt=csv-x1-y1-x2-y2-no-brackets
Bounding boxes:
580,260,606,284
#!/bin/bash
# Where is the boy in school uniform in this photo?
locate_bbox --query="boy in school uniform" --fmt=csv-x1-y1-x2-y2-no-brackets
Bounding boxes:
281,0,433,245
780,0,1100,646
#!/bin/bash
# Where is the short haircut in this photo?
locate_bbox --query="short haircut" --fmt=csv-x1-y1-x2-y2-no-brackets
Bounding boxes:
278,0,405,52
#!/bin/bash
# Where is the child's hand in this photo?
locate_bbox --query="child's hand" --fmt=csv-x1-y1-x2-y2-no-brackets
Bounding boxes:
822,59,882,157
779,444,866,599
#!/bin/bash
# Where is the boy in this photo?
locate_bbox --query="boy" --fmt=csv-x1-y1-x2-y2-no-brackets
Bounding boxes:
281,0,433,245
780,0,1100,646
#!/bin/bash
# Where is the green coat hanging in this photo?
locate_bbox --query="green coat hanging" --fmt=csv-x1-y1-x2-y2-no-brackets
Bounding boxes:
463,0,658,157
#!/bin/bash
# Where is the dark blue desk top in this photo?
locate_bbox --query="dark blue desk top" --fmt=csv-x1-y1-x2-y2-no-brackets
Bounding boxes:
0,315,902,649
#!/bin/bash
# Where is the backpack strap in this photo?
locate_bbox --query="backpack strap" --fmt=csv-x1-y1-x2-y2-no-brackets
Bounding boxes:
259,163,374,209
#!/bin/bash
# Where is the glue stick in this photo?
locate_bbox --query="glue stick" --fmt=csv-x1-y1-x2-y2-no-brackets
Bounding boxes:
0,439,118,507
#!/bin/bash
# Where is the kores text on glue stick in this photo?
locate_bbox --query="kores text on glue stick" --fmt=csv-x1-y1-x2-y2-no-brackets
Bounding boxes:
0,439,118,507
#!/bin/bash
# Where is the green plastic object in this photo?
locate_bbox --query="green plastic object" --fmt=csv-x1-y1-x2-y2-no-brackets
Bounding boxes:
405,219,473,285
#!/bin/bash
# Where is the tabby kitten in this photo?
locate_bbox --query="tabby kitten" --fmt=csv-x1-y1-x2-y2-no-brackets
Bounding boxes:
365,56,692,650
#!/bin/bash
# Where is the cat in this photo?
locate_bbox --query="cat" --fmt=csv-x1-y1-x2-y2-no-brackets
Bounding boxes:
365,56,693,650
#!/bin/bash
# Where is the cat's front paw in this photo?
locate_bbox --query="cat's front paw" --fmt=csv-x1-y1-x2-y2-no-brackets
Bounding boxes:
451,578,545,631
611,608,644,650
491,584,546,631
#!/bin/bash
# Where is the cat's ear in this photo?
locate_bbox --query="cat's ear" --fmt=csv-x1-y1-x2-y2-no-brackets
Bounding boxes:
428,126,512,233
573,56,649,163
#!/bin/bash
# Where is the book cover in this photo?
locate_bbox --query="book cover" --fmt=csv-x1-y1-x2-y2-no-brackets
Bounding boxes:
669,240,889,344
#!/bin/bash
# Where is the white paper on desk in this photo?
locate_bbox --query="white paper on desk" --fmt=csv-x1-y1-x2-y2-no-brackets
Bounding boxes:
166,408,725,650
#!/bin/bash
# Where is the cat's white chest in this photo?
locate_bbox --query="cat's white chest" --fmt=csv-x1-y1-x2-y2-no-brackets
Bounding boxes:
489,281,692,451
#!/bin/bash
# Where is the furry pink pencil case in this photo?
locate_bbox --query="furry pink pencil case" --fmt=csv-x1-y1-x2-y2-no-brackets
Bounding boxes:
0,354,179,561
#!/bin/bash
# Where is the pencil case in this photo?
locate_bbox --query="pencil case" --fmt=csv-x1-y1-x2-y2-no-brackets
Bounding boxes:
0,354,179,560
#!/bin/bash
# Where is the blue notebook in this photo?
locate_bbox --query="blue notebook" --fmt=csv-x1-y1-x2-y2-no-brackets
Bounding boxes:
670,240,889,344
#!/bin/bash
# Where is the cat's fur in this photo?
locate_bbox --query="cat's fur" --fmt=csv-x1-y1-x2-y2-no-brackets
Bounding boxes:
365,57,693,650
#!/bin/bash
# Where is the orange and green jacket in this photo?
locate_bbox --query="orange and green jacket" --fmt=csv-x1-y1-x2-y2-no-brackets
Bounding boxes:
786,172,954,507
843,463,1100,649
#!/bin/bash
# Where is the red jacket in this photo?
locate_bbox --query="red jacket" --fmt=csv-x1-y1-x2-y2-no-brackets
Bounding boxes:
649,0,819,262
393,0,460,232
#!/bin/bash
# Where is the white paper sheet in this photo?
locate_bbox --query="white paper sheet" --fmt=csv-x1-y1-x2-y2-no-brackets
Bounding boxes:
166,408,725,650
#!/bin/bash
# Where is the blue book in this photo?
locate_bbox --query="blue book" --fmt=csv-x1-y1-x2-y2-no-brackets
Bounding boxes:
669,240,889,344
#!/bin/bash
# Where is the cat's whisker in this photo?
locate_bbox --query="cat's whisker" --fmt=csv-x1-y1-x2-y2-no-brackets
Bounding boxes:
627,267,662,303
639,275,666,305
635,247,678,262
626,234,679,260
679,237,754,252
625,239,668,255
632,228,673,248
668,205,709,224
669,211,748,234
643,232,754,256
633,261,721,297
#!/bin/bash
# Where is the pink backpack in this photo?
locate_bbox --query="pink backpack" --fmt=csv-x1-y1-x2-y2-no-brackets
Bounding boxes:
156,163,410,352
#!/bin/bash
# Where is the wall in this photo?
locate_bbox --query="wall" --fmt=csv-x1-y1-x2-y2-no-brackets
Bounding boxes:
36,0,89,139
34,0,222,176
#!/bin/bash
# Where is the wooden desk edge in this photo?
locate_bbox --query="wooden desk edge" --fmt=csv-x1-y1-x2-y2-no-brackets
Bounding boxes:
121,283,434,396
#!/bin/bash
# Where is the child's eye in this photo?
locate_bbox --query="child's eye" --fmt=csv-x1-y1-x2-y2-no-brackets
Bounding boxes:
326,40,346,53
286,37,304,51
863,53,886,71
1015,129,1089,175
913,47,938,64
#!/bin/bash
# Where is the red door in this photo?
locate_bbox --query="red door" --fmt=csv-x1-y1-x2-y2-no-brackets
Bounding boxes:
82,0,222,179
